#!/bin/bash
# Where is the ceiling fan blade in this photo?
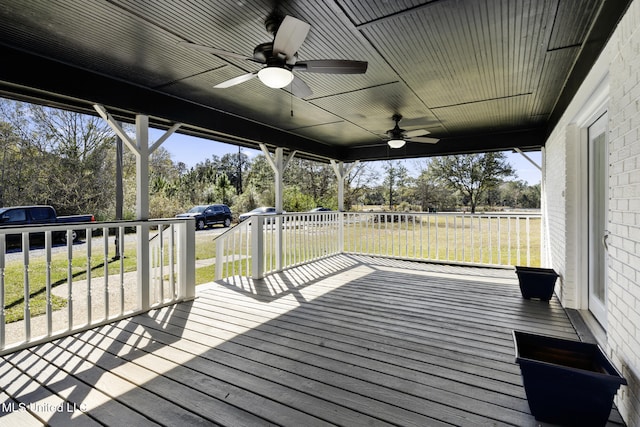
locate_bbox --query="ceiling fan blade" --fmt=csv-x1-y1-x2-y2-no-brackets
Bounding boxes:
178,41,252,61
409,136,440,144
214,72,258,88
273,15,311,60
404,128,430,138
294,60,368,74
289,75,313,98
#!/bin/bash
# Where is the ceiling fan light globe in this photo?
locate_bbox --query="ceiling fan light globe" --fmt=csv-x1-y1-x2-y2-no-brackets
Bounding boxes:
258,66,294,88
388,139,406,149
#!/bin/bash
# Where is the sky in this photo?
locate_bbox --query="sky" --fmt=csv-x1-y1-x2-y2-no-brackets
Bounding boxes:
153,129,542,186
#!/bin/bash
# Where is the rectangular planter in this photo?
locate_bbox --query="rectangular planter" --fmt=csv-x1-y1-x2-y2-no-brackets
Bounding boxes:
515,265,558,301
513,330,627,427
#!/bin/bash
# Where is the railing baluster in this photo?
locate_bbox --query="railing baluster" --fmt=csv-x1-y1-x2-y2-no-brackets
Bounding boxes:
517,216,521,266
461,215,465,262
103,227,109,319
498,216,502,265
429,215,433,259
507,217,513,264
446,216,450,260
86,231,92,324
478,218,484,263
22,233,30,342
454,215,458,261
67,230,74,330
45,231,52,336
169,224,175,298
231,224,237,277
0,235,5,350
404,214,409,258
119,226,125,315
435,214,439,260
526,216,531,266
487,219,493,264
470,215,474,263
159,225,164,303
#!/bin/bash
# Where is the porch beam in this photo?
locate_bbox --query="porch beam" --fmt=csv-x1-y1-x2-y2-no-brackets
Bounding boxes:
259,145,297,213
513,148,541,171
94,104,138,155
150,123,182,154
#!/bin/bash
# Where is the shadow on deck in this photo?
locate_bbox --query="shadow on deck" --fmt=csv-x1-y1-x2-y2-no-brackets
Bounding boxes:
0,255,625,426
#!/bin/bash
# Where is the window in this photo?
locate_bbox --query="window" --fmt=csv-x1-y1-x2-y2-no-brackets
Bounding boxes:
31,207,53,220
3,209,26,222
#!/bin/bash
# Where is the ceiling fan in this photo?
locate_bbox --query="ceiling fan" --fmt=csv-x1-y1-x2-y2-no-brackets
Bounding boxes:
383,114,439,148
178,11,367,98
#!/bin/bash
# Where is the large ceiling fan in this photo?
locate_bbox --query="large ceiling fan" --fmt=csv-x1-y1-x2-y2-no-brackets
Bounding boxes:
178,12,367,98
383,114,439,148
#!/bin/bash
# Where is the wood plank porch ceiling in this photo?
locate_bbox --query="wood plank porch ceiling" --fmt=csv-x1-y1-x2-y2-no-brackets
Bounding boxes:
0,1,631,162
0,255,625,426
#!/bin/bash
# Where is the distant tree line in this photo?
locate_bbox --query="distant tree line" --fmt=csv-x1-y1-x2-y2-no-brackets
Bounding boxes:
0,99,540,220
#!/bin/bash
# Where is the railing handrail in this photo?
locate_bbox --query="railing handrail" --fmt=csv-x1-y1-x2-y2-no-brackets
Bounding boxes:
0,218,192,235
346,210,541,217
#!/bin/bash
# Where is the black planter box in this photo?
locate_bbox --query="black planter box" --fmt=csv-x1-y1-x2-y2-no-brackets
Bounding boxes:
515,266,558,301
513,330,627,427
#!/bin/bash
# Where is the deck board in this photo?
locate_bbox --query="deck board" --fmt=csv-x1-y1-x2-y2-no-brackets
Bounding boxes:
0,255,625,426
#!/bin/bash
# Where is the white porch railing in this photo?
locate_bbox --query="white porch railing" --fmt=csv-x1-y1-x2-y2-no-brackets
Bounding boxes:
215,212,342,280
214,211,541,281
0,218,195,355
343,212,541,266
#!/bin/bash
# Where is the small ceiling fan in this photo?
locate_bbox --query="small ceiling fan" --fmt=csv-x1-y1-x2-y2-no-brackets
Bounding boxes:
178,11,367,98
383,114,439,148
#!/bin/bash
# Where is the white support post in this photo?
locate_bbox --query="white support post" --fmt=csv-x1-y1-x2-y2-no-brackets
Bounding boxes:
177,218,196,300
95,105,184,311
136,115,150,220
330,160,359,212
251,216,265,279
260,145,297,272
134,115,151,310
260,145,297,213
331,160,358,254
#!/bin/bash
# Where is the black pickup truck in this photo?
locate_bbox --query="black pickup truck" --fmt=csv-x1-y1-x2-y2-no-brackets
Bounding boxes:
0,205,95,244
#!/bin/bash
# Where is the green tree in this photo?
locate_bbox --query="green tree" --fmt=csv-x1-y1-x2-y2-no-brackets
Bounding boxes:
412,167,456,211
217,151,250,195
382,161,410,209
429,153,514,213
0,100,47,206
0,100,117,217
245,154,275,205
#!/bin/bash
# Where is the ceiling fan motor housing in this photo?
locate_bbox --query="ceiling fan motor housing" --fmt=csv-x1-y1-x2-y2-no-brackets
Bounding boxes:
253,42,296,67
389,114,405,137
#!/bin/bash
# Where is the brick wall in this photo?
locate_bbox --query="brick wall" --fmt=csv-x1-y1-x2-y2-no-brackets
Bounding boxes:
543,0,640,424
607,0,640,423
543,127,571,301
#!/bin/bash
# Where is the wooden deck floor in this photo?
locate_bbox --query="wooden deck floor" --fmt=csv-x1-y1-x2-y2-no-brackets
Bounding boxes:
0,255,625,426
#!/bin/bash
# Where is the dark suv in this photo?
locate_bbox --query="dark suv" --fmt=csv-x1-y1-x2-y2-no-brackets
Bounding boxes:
176,204,232,230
